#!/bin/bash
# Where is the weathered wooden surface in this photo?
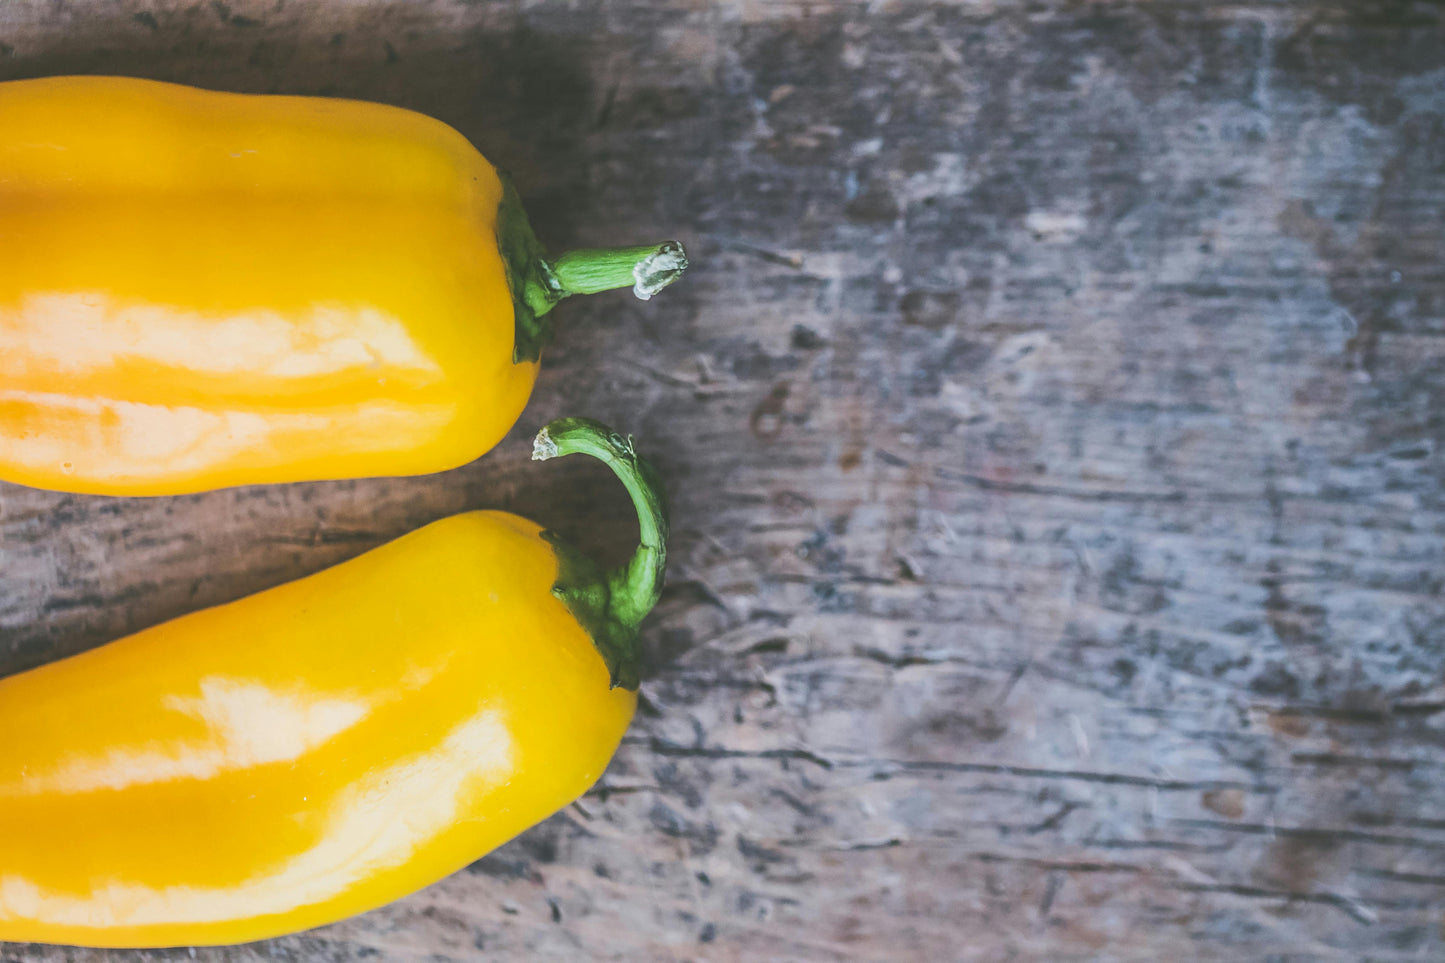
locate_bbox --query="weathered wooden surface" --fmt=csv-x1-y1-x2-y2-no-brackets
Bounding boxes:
2,0,1444,959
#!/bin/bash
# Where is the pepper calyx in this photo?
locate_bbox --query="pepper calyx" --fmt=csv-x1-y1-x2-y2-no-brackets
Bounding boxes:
495,174,689,365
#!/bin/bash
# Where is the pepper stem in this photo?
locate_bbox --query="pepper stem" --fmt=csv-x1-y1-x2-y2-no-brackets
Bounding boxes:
532,417,670,690
550,243,689,301
496,175,688,364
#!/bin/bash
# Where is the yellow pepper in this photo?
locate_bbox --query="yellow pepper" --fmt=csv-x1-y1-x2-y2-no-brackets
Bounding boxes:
0,76,686,495
0,417,665,947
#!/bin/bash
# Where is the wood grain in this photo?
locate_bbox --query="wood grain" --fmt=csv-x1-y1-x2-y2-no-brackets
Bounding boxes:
1,1,1443,959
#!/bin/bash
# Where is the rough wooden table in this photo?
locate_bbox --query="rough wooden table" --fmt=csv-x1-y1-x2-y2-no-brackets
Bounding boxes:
2,1,1443,959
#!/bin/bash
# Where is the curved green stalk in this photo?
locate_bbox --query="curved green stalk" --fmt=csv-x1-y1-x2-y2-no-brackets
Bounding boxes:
497,176,689,363
532,417,670,690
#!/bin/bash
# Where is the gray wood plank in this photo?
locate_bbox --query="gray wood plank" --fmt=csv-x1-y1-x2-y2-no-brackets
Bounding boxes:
1,0,1442,959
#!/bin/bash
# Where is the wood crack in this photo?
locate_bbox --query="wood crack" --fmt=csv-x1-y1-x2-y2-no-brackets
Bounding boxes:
1168,819,1445,851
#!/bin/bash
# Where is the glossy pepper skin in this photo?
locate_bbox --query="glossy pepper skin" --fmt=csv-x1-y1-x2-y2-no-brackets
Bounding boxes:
0,418,666,947
0,76,686,496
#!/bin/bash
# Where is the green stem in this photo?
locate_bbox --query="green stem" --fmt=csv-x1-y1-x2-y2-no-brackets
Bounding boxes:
496,176,689,364
532,417,670,690
551,243,689,300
